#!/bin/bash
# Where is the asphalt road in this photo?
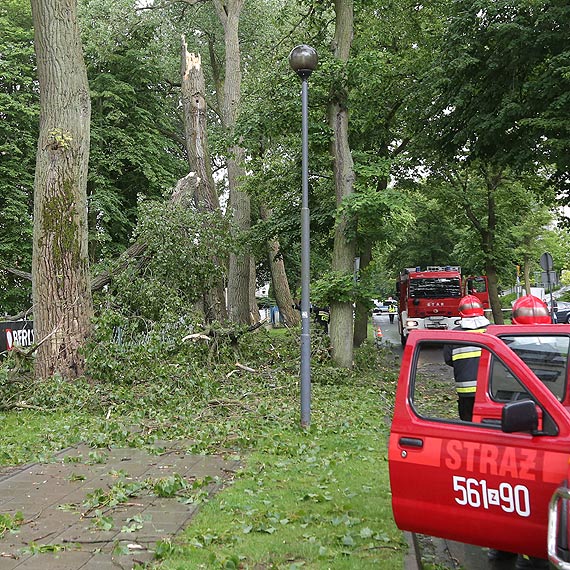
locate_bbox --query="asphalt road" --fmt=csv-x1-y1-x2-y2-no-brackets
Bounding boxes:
372,312,402,349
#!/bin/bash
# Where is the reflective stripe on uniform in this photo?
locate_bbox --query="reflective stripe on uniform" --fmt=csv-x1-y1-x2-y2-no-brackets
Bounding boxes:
451,346,482,360
447,325,487,398
456,380,477,394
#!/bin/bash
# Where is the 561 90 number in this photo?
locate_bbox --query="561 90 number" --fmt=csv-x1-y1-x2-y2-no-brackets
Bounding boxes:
452,476,530,517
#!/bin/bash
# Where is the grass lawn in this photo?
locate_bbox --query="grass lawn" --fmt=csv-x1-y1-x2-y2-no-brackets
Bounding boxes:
0,329,407,569
156,380,404,569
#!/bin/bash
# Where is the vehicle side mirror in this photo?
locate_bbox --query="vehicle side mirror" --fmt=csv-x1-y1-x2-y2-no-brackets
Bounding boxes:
501,400,538,433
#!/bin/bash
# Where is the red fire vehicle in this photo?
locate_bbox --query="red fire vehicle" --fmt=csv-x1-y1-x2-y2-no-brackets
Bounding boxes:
389,325,570,565
396,266,489,346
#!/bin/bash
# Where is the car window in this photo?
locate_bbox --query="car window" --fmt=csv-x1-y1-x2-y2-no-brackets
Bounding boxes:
410,340,506,423
489,358,530,402
411,339,535,425
496,335,569,401
408,338,559,438
410,341,459,421
466,277,487,294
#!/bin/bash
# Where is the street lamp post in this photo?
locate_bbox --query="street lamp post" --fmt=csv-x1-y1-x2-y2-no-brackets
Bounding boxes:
289,45,318,428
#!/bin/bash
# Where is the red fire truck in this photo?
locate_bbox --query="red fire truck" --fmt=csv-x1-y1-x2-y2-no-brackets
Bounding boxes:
389,325,570,566
396,266,489,346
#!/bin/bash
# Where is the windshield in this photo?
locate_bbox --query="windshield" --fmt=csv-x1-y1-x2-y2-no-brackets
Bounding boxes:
408,277,462,299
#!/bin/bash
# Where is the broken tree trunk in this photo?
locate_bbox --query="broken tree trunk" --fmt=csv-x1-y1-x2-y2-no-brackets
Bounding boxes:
180,39,227,322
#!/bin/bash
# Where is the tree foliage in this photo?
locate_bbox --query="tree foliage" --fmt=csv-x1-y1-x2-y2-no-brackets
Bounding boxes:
397,0,569,317
2,0,570,351
0,0,36,314
103,202,233,323
428,0,570,181
81,0,187,263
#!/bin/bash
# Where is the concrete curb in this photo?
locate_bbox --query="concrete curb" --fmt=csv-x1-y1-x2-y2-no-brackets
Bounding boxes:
404,532,422,570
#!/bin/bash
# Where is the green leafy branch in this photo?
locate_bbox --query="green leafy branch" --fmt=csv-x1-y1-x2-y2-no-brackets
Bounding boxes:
311,271,358,305
81,473,213,527
46,128,73,151
311,267,384,307
338,185,415,243
0,511,23,538
22,542,80,554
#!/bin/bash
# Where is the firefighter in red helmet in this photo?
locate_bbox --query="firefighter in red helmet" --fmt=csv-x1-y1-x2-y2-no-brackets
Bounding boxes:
512,295,551,325
507,294,551,569
443,295,490,421
457,294,486,319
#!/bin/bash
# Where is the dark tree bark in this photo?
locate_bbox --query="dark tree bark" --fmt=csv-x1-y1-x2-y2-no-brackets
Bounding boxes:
213,0,252,325
455,163,505,324
249,256,259,324
180,40,227,322
353,246,371,347
329,0,356,368
30,0,93,379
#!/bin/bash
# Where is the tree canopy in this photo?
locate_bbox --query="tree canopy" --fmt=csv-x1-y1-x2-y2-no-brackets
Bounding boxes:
1,0,569,352
0,0,36,314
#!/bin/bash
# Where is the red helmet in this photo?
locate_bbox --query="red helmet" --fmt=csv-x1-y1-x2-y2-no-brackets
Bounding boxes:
512,295,551,325
458,295,484,318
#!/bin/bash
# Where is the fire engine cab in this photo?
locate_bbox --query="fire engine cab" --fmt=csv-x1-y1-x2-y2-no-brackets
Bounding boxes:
395,266,489,347
389,325,570,566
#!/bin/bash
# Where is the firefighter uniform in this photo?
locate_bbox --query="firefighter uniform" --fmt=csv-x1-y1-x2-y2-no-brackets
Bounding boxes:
313,307,330,334
443,295,490,421
443,321,488,421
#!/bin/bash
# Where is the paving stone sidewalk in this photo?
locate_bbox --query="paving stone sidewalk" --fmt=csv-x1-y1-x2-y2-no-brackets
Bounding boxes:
0,441,239,569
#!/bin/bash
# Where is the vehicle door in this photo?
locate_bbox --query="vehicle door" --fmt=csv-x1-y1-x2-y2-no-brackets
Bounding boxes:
464,275,489,312
389,329,570,558
473,325,570,425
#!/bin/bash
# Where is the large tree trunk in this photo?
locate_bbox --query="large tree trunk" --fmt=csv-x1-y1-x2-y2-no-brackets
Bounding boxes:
329,0,356,368
485,262,503,324
249,256,260,324
30,0,93,380
180,40,227,322
214,0,252,325
523,257,531,295
227,148,251,324
260,205,300,327
354,160,390,347
460,163,504,325
353,245,371,346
